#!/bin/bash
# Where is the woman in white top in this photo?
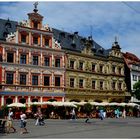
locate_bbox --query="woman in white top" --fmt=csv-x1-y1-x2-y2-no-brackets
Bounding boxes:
7,108,16,133
20,111,28,134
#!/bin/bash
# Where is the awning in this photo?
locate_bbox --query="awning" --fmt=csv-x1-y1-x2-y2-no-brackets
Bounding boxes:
0,91,65,97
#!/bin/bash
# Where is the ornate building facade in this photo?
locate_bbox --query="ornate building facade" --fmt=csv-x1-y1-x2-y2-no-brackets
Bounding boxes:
0,4,131,107
64,38,130,102
0,6,66,107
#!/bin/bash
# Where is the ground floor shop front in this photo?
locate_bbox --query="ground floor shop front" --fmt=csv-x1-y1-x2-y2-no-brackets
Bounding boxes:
0,91,65,108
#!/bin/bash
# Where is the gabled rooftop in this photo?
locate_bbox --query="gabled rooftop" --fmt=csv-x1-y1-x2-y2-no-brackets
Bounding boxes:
0,18,110,57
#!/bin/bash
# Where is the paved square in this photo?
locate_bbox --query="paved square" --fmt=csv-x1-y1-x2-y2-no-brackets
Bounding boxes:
0,118,140,138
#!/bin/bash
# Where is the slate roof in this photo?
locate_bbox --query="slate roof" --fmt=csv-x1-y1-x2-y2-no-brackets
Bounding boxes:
0,18,110,56
0,18,18,41
52,28,109,56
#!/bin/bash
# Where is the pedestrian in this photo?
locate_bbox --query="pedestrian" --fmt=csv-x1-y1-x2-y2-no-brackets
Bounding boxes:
122,108,126,118
71,108,76,120
34,112,39,125
35,107,45,125
85,112,90,123
20,110,28,134
116,108,120,118
6,108,16,133
99,108,104,120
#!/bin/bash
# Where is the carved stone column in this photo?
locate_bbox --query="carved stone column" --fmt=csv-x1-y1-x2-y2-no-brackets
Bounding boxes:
16,49,19,64
52,54,54,67
51,72,54,87
1,96,4,106
62,55,65,68
29,32,32,46
16,30,19,43
2,47,6,62
2,67,5,84
29,51,31,65
15,96,18,103
40,34,43,47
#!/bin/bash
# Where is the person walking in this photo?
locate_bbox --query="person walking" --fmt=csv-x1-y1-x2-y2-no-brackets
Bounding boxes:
71,108,76,120
99,108,104,120
35,107,44,126
20,110,28,134
122,108,126,118
6,108,16,133
85,112,90,123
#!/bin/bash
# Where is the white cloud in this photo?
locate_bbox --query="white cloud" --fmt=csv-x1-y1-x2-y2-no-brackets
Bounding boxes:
0,2,140,58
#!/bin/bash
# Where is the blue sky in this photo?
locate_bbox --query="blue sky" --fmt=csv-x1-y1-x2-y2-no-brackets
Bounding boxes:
0,2,140,57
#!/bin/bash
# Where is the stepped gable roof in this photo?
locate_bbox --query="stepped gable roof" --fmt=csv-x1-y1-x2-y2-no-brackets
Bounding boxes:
0,18,18,41
52,28,109,56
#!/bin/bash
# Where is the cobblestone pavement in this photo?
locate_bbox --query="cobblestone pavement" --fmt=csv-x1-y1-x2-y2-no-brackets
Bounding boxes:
0,117,140,138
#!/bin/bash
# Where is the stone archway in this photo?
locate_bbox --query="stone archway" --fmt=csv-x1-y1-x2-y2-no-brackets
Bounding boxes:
19,98,26,104
47,99,57,102
94,99,103,103
70,99,80,102
6,98,13,105
32,98,38,102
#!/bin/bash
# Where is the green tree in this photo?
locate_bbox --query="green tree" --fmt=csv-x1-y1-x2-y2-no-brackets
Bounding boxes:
133,81,140,100
83,103,92,114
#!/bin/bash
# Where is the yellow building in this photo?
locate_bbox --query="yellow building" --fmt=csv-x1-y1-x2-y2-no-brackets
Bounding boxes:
65,37,130,102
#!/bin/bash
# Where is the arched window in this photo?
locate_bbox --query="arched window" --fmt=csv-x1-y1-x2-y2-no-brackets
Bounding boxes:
32,98,38,102
70,99,80,102
94,99,103,103
47,99,57,102
6,98,13,105
19,98,26,104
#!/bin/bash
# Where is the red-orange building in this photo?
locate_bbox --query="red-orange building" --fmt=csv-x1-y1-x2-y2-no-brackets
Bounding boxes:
0,5,66,107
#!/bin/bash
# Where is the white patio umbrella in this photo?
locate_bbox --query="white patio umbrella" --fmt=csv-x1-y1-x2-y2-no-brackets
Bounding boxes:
73,101,87,106
109,102,119,106
28,102,45,105
42,101,54,106
62,102,77,108
127,103,139,107
89,102,101,106
49,101,77,108
100,102,109,106
118,103,127,106
8,102,26,107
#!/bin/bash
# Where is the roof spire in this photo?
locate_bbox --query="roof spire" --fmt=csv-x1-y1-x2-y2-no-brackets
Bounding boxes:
115,36,117,42
33,2,38,13
115,36,118,44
